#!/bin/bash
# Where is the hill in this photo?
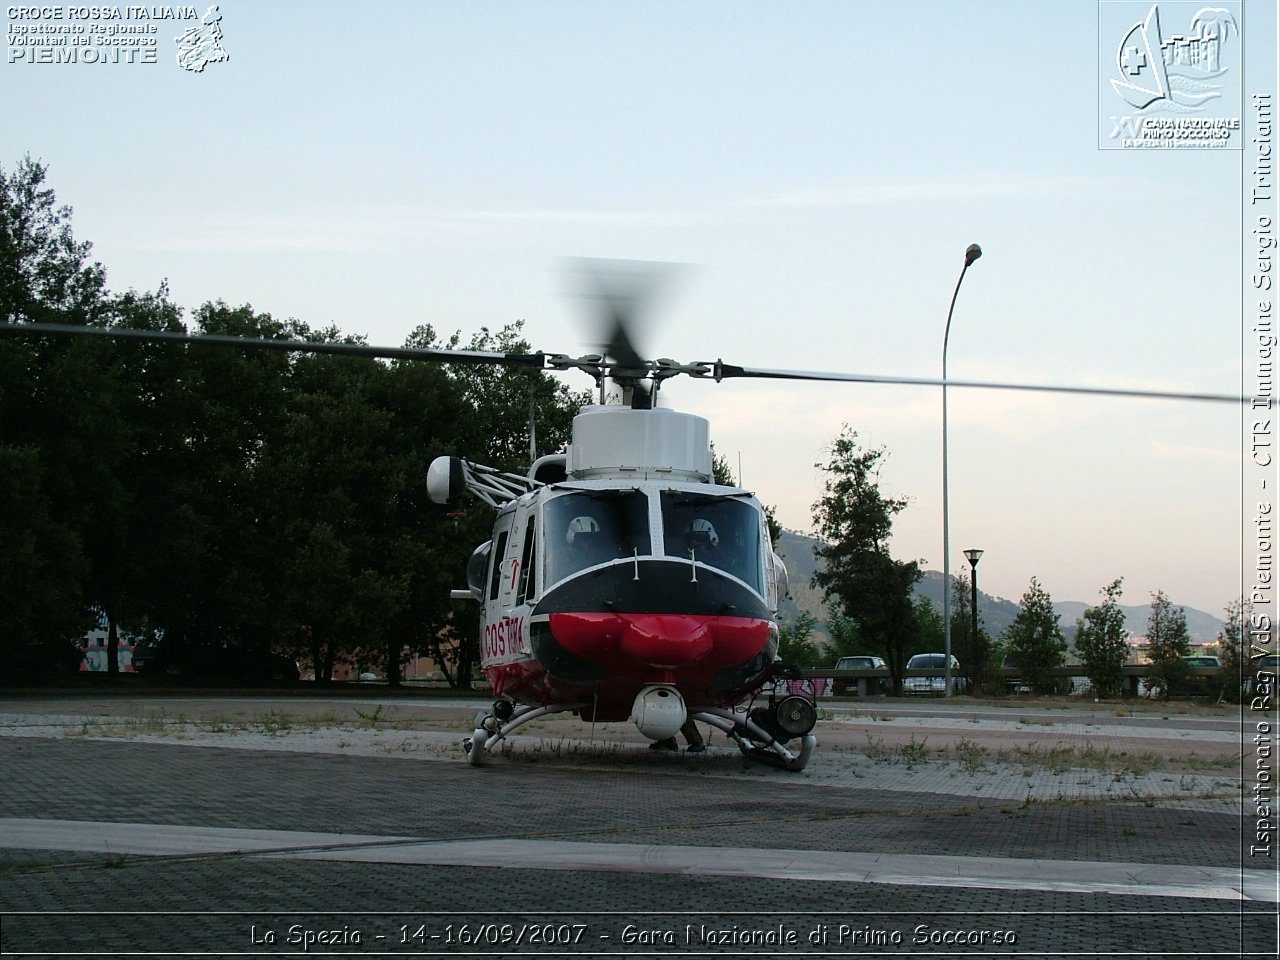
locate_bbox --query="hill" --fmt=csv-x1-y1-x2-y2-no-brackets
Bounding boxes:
774,530,1223,646
1052,600,1223,645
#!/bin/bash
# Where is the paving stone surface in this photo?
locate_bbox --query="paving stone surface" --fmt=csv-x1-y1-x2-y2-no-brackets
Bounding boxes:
0,693,1274,958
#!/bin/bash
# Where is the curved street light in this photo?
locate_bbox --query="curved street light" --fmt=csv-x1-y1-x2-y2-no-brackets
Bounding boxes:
942,243,982,697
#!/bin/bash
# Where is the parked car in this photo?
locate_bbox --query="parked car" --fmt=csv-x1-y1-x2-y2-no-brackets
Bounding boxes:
1181,654,1223,696
1000,654,1031,693
1248,653,1280,695
1252,653,1279,675
831,655,888,695
904,653,965,694
1183,655,1222,668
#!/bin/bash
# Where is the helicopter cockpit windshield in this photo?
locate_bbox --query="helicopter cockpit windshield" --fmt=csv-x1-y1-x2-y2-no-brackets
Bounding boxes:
546,490,651,584
661,492,763,592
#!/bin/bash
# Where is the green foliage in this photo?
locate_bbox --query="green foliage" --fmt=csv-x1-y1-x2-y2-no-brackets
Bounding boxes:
1216,597,1250,703
777,611,824,669
824,605,864,660
1074,578,1129,699
1002,577,1067,694
949,570,993,692
0,445,90,655
0,156,113,666
1144,590,1191,699
0,155,107,326
0,159,584,686
913,596,944,652
711,448,735,486
811,426,920,693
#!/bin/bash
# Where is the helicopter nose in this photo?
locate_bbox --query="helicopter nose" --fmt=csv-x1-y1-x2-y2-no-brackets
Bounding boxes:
619,614,713,664
547,611,772,669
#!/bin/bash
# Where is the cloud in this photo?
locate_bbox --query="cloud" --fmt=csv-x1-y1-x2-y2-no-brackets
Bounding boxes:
416,207,724,227
106,205,728,255
744,175,1124,210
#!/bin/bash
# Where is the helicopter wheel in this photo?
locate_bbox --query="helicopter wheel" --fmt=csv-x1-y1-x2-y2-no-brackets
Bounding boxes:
465,725,488,766
465,712,491,766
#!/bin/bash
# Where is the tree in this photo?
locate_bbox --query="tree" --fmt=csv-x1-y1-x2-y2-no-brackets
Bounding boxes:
1216,597,1250,703
1144,590,1191,699
446,322,587,468
811,426,920,694
0,445,89,663
914,596,944,653
711,448,735,486
0,161,598,689
1074,578,1130,699
824,604,864,660
1002,577,1067,694
412,322,583,687
777,611,824,669
265,350,405,682
947,570,992,691
948,569,972,668
0,156,107,326
0,157,115,672
150,302,307,674
87,285,191,674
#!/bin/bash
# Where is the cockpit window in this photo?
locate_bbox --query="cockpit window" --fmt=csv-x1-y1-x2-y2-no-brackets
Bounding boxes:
545,490,651,584
660,492,763,592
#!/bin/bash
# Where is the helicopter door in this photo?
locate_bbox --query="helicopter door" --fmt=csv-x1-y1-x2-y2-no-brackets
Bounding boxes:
482,509,533,666
485,516,514,614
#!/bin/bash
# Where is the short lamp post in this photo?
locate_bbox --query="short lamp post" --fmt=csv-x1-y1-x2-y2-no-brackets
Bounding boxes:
964,548,983,688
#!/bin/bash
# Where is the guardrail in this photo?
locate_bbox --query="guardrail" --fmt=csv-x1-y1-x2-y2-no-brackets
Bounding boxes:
800,665,1229,697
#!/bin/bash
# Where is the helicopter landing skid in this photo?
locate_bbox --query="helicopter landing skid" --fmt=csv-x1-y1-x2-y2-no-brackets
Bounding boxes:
462,702,590,766
460,702,814,772
693,708,816,772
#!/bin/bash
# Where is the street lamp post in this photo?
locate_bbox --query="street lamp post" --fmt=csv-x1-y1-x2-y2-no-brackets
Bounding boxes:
964,548,983,692
942,243,982,697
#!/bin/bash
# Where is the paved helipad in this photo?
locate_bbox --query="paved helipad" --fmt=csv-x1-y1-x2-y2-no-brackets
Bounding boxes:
0,692,1275,957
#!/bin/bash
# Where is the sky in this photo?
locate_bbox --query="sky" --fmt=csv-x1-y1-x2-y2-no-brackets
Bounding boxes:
4,0,1276,618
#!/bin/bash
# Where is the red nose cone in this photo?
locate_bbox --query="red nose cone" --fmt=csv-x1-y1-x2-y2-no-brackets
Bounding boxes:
619,614,712,664
549,612,770,668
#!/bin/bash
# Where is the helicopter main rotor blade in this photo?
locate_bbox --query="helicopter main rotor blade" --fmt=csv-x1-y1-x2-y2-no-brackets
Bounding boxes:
0,322,547,368
0,321,1246,405
709,361,1244,405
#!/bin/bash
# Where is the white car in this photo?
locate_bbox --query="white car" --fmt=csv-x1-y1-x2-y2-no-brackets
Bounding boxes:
832,655,889,695
904,653,964,694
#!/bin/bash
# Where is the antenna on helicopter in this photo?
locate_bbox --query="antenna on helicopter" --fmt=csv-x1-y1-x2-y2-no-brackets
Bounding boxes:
528,395,537,463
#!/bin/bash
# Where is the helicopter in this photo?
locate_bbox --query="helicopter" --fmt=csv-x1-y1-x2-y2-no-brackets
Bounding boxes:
0,260,1245,772
412,261,820,770
425,350,819,771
